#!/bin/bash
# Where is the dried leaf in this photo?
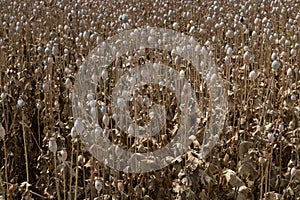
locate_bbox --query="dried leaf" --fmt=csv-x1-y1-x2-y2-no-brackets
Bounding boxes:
238,141,253,159
236,186,254,200
222,169,245,187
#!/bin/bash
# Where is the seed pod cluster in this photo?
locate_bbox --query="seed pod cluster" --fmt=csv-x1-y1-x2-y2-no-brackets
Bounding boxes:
0,0,299,199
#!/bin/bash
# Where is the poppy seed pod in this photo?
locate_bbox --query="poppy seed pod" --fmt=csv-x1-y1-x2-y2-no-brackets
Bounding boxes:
199,28,206,35
243,51,251,63
74,118,85,135
290,48,296,56
281,51,287,58
48,138,57,153
143,96,149,104
210,73,217,84
48,56,54,65
101,105,106,113
71,127,77,138
285,39,291,47
249,70,257,80
95,179,103,192
141,68,149,77
267,133,275,142
87,93,95,101
287,68,293,76
102,114,109,127
271,52,278,61
1,93,6,99
63,48,69,55
101,69,108,80
117,97,126,108
212,35,219,43
94,126,102,136
271,60,281,71
0,124,5,140
188,134,196,141
103,128,109,138
291,167,297,178
115,146,123,157
36,101,42,109
17,98,25,107
179,70,185,79
65,78,72,89
226,47,233,55
172,22,179,30
294,109,299,118
127,125,134,135
252,30,258,39
59,149,67,162
117,181,124,193
45,47,51,55
83,31,89,41
37,46,43,54
91,107,98,120
225,56,230,66
259,157,266,165
52,44,59,56
278,124,284,132
121,13,129,22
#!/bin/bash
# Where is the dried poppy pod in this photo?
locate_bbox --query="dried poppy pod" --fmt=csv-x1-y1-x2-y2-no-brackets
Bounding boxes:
0,124,5,140
249,70,257,80
117,180,125,193
267,133,275,143
290,167,297,178
0,93,6,100
243,51,251,63
226,47,233,56
271,60,281,72
17,98,25,108
291,94,297,101
59,148,67,163
258,157,266,165
94,178,103,193
48,138,57,153
102,114,109,127
64,78,72,89
74,118,85,135
271,52,278,61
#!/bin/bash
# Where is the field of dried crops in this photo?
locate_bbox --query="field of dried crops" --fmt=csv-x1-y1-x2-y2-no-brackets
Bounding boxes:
0,0,300,199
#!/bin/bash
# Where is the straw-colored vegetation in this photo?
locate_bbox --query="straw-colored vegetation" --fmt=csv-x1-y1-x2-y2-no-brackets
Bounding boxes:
0,0,299,199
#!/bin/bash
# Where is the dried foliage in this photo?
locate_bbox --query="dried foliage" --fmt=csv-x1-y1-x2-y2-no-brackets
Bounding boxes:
0,0,299,199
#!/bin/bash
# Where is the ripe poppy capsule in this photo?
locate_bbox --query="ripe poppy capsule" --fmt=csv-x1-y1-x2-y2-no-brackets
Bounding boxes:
95,179,103,192
59,149,67,162
249,70,257,80
0,124,5,140
48,138,57,153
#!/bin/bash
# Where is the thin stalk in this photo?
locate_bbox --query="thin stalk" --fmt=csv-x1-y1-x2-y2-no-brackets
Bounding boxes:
268,146,273,192
74,142,79,200
264,157,269,194
63,163,66,200
69,142,74,200
279,131,282,193
1,82,9,198
82,153,87,199
260,163,264,199
54,152,61,200
21,111,30,191
0,166,5,198
2,126,8,199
